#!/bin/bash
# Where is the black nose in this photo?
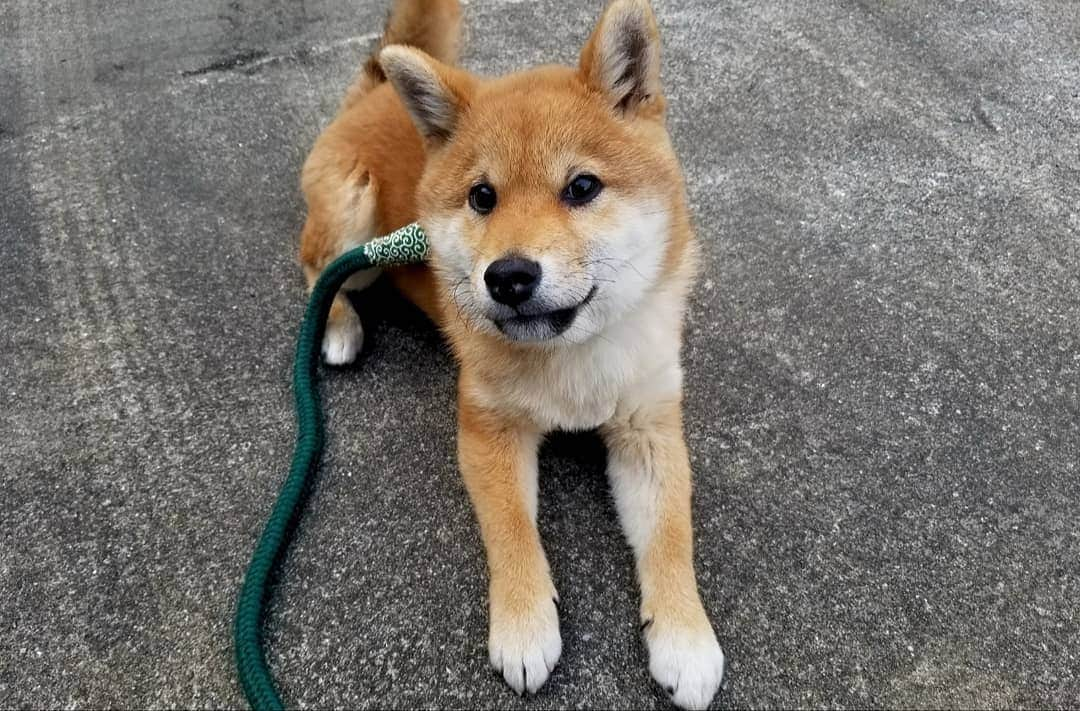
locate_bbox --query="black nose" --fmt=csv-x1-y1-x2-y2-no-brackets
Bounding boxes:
484,256,541,307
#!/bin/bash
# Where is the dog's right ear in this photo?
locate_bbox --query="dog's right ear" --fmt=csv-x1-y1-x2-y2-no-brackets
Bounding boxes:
379,45,474,143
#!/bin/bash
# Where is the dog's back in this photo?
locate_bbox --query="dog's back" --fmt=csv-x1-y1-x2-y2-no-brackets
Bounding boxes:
297,0,460,361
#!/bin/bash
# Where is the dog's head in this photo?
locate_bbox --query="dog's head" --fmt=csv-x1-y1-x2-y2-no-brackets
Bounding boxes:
381,0,686,344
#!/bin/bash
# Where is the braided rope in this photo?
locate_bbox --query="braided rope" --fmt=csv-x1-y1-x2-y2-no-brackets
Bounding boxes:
234,224,428,710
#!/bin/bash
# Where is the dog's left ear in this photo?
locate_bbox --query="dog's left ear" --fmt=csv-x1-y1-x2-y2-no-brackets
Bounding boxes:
380,45,474,143
579,0,663,118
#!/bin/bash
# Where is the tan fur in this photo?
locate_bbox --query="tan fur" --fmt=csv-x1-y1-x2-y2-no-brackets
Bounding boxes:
297,1,723,706
457,385,554,610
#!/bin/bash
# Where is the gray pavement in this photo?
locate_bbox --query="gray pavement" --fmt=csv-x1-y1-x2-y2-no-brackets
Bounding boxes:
2,0,1079,708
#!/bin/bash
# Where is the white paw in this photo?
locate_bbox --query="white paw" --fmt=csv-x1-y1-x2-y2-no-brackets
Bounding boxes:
321,311,363,365
488,596,562,695
645,621,725,710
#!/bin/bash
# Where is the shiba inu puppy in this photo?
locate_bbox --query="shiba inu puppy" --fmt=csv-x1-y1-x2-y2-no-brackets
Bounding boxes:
298,0,725,707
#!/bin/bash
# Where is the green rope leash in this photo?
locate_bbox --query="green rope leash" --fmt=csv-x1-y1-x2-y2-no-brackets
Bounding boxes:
234,223,428,711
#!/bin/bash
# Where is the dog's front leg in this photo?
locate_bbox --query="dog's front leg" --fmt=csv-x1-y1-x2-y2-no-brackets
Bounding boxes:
458,388,561,696
603,392,725,711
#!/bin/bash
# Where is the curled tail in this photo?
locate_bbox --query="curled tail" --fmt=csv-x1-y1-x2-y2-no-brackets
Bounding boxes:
345,0,463,106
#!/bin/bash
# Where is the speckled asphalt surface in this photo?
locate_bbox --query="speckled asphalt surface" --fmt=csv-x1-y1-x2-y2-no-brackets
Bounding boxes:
2,0,1079,708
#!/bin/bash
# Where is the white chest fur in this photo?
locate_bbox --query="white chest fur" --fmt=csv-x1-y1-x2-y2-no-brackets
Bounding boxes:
476,282,687,432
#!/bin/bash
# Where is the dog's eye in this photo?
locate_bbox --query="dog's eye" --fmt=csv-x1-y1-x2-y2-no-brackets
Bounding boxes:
468,183,497,214
562,174,603,206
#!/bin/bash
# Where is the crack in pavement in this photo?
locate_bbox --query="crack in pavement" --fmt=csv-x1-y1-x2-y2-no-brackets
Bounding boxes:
178,32,381,80
180,49,270,77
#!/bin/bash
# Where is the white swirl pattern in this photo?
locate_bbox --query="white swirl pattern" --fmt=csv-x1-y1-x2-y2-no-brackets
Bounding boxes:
361,223,428,267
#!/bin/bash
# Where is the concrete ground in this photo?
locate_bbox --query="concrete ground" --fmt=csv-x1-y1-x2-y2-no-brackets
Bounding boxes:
2,0,1078,708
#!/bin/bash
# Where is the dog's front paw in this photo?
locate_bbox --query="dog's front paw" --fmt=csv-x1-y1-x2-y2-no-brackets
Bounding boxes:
488,593,561,695
321,309,363,365
644,616,725,710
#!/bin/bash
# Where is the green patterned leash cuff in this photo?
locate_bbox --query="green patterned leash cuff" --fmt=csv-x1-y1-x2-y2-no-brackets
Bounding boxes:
360,221,428,267
234,223,428,711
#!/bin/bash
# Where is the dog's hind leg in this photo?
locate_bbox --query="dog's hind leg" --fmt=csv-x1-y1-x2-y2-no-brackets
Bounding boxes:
302,257,369,365
298,161,383,365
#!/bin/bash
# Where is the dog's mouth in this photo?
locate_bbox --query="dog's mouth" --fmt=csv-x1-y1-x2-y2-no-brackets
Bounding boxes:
493,285,598,342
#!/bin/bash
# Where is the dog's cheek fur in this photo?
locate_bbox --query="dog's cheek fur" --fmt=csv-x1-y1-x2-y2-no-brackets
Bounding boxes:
557,197,670,343
422,211,504,336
